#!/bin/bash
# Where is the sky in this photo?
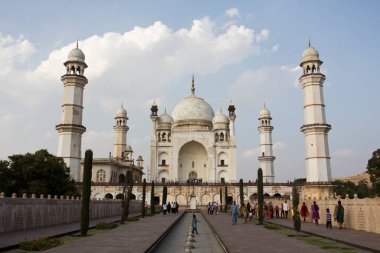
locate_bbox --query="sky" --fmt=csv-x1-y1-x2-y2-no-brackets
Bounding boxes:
0,0,379,182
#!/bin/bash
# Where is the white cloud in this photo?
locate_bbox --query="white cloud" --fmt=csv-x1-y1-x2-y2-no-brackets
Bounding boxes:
273,142,286,150
256,29,269,42
272,44,279,52
242,148,260,158
225,8,240,18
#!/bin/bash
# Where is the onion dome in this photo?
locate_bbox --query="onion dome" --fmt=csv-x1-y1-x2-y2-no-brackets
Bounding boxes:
68,47,85,62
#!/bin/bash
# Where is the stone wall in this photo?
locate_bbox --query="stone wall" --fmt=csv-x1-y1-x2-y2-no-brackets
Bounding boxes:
0,196,141,233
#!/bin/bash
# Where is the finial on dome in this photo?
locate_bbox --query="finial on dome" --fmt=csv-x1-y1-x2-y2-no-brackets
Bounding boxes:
76,40,78,48
191,74,195,95
308,37,311,47
164,107,167,114
121,103,124,109
264,102,266,108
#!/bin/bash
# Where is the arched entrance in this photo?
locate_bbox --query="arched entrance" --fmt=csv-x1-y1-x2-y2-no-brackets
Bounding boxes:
105,193,113,199
178,141,207,181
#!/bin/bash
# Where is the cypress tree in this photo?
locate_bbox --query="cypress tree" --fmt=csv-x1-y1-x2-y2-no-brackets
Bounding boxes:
150,181,155,214
121,171,133,224
162,185,167,205
257,168,264,225
239,178,244,206
292,182,301,231
80,150,92,236
219,187,222,209
141,178,146,217
224,184,228,213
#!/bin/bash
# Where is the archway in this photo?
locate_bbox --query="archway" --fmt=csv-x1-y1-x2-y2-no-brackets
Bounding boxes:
218,170,228,183
178,141,207,181
119,174,125,183
105,193,113,199
116,193,123,199
189,171,197,179
158,170,169,182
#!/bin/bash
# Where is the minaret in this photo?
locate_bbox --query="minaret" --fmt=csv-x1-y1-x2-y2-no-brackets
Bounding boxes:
299,41,332,182
228,101,236,140
258,106,275,183
113,104,129,159
56,44,88,181
150,101,158,181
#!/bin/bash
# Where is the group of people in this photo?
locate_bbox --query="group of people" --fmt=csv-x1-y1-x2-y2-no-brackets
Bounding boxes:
300,200,345,229
207,202,219,215
162,201,180,215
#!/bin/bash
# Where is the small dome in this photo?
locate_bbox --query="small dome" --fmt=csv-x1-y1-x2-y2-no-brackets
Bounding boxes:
259,107,271,118
158,112,173,124
172,96,215,123
136,155,143,161
116,105,127,118
301,46,319,62
68,47,85,62
213,110,229,124
126,145,133,152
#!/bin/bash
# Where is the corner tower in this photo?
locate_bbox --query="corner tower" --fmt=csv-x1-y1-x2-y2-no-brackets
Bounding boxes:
299,41,332,182
56,44,88,181
113,104,129,159
258,107,275,183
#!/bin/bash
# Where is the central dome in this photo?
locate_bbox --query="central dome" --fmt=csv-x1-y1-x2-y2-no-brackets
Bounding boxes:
172,95,215,124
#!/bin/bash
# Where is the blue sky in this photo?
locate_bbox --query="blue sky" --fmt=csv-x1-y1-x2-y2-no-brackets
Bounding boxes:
0,0,379,182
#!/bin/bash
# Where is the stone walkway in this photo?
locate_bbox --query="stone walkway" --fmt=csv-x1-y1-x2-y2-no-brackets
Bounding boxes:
0,215,131,251
203,212,356,253
45,212,183,253
268,218,380,252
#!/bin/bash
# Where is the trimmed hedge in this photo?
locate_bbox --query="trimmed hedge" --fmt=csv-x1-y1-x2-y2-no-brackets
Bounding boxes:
20,236,62,251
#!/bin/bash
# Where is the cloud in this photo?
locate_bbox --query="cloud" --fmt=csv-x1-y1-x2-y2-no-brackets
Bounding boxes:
256,29,269,42
242,148,260,158
225,8,240,18
273,142,286,150
272,44,279,52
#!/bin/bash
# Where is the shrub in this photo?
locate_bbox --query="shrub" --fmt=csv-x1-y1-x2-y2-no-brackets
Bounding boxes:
95,222,118,230
127,216,139,222
81,150,93,236
19,236,62,251
294,214,301,232
257,168,264,225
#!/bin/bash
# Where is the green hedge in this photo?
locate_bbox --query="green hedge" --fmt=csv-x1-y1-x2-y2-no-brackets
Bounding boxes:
95,222,118,230
20,236,62,251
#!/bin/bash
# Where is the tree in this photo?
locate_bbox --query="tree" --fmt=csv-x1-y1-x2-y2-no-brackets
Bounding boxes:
357,179,371,198
257,168,264,225
219,187,222,209
162,185,167,205
292,182,301,232
333,180,357,198
0,149,76,197
141,179,146,217
239,178,244,206
150,181,155,214
121,171,134,224
81,150,92,236
224,184,228,213
367,149,380,195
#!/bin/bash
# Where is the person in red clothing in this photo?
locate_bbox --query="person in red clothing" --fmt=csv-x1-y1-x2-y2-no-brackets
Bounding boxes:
300,202,309,222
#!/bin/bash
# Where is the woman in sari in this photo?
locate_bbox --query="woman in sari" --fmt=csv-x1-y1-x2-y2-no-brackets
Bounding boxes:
334,200,344,229
311,201,320,226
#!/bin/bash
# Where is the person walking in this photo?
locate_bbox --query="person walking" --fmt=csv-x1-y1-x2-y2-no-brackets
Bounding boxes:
162,203,167,215
326,208,332,229
268,202,274,219
300,202,309,222
311,201,320,226
167,202,171,214
283,200,289,219
275,204,280,218
192,214,199,234
240,204,248,224
280,203,284,218
230,201,239,225
334,200,344,229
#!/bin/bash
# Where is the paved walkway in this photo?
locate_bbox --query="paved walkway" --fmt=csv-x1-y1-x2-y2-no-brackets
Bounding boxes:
204,212,351,253
0,215,133,251
45,212,183,253
269,218,380,253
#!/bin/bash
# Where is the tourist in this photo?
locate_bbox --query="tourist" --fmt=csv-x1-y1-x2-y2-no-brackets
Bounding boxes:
230,201,239,225
280,203,284,218
162,203,167,215
171,202,176,213
215,202,219,215
175,202,180,213
264,202,268,219
240,203,248,224
268,202,274,219
300,202,309,222
207,202,211,214
275,204,280,218
311,201,320,226
192,214,199,234
249,209,253,223
334,200,344,229
167,202,171,214
283,200,289,219
326,208,332,229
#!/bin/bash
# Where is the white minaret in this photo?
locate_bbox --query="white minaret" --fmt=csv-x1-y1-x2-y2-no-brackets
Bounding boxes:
228,101,236,140
258,107,275,183
56,44,88,181
149,101,158,182
299,41,332,182
113,104,129,159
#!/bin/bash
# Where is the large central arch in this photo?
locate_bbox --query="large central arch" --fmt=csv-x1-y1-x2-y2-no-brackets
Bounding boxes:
178,141,208,181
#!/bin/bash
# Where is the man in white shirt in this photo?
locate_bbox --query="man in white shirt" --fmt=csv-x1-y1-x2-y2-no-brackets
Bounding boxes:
283,200,289,219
